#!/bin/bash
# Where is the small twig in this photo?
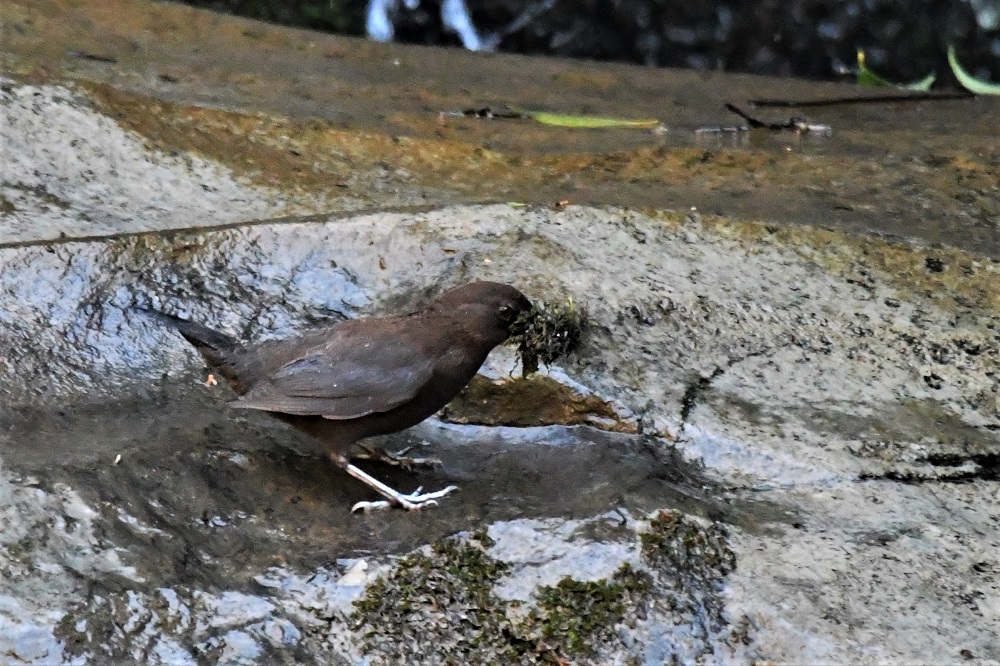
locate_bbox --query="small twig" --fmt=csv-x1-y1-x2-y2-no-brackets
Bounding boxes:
724,103,779,129
750,91,973,108
696,104,831,135
65,50,118,64
443,107,526,120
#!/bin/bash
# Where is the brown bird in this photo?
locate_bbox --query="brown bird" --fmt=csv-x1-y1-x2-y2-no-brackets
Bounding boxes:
143,281,533,511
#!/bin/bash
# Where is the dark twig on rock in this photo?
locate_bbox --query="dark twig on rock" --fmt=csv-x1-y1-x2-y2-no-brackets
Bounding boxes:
749,91,973,108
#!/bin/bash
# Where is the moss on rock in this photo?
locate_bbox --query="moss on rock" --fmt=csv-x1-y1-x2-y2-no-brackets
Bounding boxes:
352,534,657,665
351,515,738,665
351,534,523,664
640,510,736,635
528,563,652,656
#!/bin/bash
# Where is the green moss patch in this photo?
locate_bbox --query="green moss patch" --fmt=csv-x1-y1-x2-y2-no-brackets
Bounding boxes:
511,299,587,376
353,514,739,664
352,535,522,664
640,510,736,633
527,563,652,656
352,534,650,664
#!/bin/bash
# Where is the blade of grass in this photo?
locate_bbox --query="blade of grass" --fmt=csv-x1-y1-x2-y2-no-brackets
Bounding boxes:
947,45,1000,95
856,50,935,91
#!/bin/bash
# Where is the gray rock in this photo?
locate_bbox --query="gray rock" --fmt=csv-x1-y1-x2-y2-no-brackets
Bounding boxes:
2,18,1000,666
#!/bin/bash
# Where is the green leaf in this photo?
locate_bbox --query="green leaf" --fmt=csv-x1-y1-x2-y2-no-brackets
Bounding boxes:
510,105,659,129
947,45,1000,95
856,50,936,91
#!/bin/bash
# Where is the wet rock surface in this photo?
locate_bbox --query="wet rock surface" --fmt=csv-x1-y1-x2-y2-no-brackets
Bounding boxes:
0,82,336,243
2,202,999,662
2,4,1000,663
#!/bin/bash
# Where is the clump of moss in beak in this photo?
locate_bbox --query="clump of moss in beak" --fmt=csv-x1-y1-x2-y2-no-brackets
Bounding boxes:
509,298,587,376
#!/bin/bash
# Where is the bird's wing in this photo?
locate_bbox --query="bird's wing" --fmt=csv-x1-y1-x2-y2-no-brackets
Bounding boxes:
230,333,434,419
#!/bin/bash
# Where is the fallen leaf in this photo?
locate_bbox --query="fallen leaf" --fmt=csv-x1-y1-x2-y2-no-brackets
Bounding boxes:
510,105,659,128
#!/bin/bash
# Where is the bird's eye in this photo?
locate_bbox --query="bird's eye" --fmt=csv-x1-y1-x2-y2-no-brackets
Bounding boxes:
498,304,515,321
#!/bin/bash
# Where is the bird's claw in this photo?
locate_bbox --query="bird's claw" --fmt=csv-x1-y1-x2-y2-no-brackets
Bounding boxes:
350,484,460,513
351,500,395,512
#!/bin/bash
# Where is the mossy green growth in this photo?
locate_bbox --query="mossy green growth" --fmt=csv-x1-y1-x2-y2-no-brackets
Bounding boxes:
639,510,736,633
351,515,739,664
511,298,587,376
351,536,508,639
530,563,652,655
641,510,736,577
352,534,654,665
5,538,34,566
352,535,533,664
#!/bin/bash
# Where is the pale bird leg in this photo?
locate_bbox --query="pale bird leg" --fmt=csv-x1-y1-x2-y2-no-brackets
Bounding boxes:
333,454,458,512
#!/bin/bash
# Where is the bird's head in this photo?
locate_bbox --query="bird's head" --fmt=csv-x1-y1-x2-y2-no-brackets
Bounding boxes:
433,281,533,346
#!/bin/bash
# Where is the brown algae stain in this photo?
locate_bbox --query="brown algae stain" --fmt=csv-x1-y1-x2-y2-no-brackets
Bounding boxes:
440,374,638,434
6,0,1000,259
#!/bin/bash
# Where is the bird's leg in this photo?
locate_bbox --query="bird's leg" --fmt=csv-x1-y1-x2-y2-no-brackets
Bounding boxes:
332,454,458,512
351,442,443,470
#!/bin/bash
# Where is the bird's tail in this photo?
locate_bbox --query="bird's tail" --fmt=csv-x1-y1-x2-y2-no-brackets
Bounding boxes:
138,308,250,393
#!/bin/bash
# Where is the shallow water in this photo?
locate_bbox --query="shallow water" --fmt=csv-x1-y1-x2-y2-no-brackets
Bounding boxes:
0,380,789,591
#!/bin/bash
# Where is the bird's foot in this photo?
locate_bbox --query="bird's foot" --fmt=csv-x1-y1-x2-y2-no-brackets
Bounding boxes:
352,443,442,470
339,459,459,513
351,484,460,513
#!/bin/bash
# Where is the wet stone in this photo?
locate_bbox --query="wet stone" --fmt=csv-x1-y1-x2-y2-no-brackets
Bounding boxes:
1,203,999,662
4,4,1000,660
